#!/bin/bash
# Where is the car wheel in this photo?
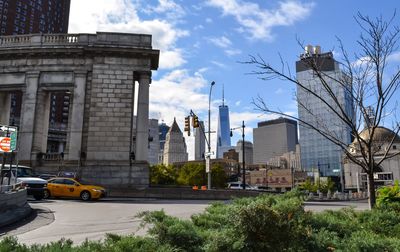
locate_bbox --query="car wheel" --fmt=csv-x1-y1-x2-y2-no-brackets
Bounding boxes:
43,189,50,199
80,191,91,201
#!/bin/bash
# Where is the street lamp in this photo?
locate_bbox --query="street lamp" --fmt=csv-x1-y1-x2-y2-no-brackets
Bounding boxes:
207,81,215,190
230,121,246,190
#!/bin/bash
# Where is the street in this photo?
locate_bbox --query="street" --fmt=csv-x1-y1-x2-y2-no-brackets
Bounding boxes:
1,198,369,246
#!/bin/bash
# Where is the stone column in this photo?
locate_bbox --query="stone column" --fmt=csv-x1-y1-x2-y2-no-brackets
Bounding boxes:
135,72,151,161
18,72,40,161
66,71,87,161
0,92,11,125
31,89,50,157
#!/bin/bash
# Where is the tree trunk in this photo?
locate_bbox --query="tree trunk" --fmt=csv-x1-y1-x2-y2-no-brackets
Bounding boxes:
367,172,376,209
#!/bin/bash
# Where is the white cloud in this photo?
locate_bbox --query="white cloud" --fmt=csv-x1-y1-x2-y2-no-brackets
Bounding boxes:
143,0,186,22
352,56,372,67
211,60,229,69
206,18,213,23
275,88,284,94
205,0,314,41
209,36,232,48
225,49,242,56
149,69,225,159
208,36,242,56
69,0,188,69
388,51,400,62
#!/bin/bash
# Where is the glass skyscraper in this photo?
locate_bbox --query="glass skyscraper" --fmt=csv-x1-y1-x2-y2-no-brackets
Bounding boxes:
296,45,354,176
216,104,232,158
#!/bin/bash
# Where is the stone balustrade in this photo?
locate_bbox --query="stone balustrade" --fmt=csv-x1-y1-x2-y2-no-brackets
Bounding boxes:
0,32,153,48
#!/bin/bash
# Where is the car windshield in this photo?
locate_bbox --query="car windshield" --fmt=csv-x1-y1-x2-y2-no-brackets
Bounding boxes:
14,168,35,177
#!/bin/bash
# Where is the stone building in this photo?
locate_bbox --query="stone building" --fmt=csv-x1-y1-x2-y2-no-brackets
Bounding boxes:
344,127,400,191
163,119,188,165
194,121,205,161
253,117,298,165
0,32,159,189
268,144,302,170
236,140,253,166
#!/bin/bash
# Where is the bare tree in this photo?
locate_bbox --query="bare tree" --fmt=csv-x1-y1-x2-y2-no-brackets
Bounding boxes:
245,13,400,208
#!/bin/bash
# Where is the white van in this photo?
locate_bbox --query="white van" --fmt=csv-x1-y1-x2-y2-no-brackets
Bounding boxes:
227,182,257,190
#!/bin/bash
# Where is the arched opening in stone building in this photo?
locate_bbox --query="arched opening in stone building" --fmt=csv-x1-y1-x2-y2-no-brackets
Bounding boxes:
46,91,71,154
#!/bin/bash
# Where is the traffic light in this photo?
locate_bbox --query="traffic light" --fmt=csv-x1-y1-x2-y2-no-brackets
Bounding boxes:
192,115,199,128
184,116,190,136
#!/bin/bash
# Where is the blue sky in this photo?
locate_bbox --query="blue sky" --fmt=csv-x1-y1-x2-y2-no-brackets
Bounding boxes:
69,0,400,159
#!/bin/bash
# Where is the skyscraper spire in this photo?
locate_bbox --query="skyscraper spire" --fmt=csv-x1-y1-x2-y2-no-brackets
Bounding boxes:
222,83,225,106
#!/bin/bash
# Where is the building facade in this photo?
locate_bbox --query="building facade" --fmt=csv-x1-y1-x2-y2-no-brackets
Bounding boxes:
216,104,232,158
158,122,170,164
253,117,298,165
296,45,354,176
268,144,302,171
163,118,188,165
236,140,253,166
194,121,205,160
148,119,160,165
344,127,400,191
0,0,70,35
1,0,72,154
0,32,159,189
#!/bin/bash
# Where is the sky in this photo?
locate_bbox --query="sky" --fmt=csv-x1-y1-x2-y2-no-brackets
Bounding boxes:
68,0,400,159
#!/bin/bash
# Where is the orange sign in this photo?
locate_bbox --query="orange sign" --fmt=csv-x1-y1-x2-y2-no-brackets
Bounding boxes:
0,137,11,152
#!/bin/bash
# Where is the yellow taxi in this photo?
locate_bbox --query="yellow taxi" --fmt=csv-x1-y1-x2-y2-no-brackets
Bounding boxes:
44,177,106,201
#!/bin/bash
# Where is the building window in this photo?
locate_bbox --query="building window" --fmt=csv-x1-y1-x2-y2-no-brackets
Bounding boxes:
394,145,397,150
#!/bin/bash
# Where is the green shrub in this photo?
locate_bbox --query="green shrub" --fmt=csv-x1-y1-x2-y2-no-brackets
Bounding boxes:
138,210,203,252
340,230,400,252
357,209,400,237
377,181,400,207
307,208,359,238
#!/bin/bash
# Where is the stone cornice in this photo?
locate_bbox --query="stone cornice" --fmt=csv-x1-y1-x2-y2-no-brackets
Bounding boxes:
0,33,160,70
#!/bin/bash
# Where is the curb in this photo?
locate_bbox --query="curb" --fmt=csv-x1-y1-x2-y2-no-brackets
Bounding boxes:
0,203,32,230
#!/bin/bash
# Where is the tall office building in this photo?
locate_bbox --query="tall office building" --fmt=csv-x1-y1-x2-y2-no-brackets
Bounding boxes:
148,119,160,165
296,45,354,176
163,119,188,165
253,118,298,165
236,140,253,166
194,121,205,160
158,122,170,164
0,0,71,35
216,92,232,158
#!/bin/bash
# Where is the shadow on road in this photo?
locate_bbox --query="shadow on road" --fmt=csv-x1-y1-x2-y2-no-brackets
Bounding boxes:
0,208,52,235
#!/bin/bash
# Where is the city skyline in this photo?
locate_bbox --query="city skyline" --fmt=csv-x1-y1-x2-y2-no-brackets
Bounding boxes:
66,0,399,159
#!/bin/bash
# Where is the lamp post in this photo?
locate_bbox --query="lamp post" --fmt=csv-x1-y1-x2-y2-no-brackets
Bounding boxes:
230,120,246,190
207,81,215,190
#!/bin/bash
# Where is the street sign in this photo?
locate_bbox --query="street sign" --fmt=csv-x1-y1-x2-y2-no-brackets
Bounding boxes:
206,157,210,173
0,125,18,152
0,137,11,152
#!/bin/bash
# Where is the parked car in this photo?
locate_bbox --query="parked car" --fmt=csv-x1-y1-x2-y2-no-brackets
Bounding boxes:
0,165,48,200
57,171,77,178
227,182,257,190
45,177,106,201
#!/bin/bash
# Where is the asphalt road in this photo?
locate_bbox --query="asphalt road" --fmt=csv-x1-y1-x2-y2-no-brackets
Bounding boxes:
1,198,369,246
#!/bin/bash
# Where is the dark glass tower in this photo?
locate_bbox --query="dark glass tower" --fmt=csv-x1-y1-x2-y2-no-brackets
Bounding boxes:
0,0,71,35
296,45,354,176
